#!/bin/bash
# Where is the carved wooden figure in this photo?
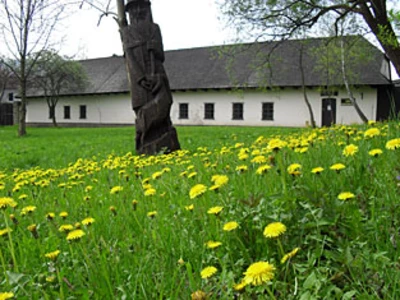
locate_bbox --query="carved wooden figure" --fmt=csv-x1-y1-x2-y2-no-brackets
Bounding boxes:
120,0,180,155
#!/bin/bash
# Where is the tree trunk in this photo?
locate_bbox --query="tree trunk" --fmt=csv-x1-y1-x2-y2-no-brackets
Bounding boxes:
18,80,27,136
340,39,369,124
359,3,400,77
299,44,316,128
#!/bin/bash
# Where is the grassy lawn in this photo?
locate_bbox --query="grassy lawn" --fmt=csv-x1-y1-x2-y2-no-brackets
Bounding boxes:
0,125,301,171
0,123,399,299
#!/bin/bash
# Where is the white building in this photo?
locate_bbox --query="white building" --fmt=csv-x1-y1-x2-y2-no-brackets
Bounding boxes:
26,36,395,127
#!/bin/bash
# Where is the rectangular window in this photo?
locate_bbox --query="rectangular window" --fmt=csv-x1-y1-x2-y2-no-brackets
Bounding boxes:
204,103,214,120
8,93,13,102
262,102,274,120
64,106,71,119
179,103,188,119
232,103,243,120
341,98,353,106
49,107,55,119
79,105,87,119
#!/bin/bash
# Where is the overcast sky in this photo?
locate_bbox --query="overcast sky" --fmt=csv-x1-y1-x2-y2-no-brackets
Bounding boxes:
61,0,233,59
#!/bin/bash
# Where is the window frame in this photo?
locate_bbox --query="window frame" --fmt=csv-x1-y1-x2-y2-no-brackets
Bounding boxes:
204,103,215,120
262,102,274,121
232,102,244,120
64,105,71,119
79,105,87,119
179,103,189,119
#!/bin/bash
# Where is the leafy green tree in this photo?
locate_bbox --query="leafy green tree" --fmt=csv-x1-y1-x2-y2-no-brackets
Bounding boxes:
0,0,74,136
311,35,378,123
219,0,400,77
30,51,88,127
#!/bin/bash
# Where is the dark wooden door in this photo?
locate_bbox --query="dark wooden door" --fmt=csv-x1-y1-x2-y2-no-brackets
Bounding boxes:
321,98,336,127
0,103,14,125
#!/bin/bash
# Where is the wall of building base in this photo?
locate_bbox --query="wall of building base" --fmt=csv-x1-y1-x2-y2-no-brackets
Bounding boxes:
26,87,378,127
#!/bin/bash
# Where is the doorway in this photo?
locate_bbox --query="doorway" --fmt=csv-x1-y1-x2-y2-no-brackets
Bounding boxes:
321,98,336,127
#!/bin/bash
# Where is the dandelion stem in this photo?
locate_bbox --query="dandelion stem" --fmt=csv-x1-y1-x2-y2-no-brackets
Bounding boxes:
56,266,65,300
3,212,18,272
0,247,9,286
265,285,277,300
277,238,285,257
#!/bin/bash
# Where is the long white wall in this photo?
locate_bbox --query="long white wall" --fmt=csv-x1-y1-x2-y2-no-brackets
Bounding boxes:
172,87,377,127
27,94,135,125
26,87,377,127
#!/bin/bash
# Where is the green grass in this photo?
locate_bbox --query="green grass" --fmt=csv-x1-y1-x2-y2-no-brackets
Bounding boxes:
0,123,399,299
0,125,301,171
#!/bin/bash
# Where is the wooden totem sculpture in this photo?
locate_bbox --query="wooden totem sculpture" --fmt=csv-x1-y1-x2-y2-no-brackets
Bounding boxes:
118,0,180,155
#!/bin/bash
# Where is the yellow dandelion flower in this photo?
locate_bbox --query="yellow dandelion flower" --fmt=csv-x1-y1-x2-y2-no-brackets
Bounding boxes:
142,177,151,185
206,241,222,249
59,211,68,218
243,261,275,286
268,138,286,151
59,224,74,232
0,292,14,300
330,163,346,172
179,171,188,177
110,186,123,194
338,192,355,201
287,163,302,175
251,155,267,164
343,144,358,157
75,222,81,229
256,164,272,175
185,204,194,211
207,206,223,215
263,222,287,238
151,171,163,180
238,153,249,160
21,205,36,216
147,211,157,218
45,250,61,261
66,229,85,241
0,197,17,209
188,172,197,179
0,227,12,237
82,217,95,226
18,194,28,200
223,221,239,231
369,149,383,157
46,212,55,220
311,167,324,174
235,165,248,172
200,266,217,279
27,224,37,232
211,175,229,186
281,247,300,264
189,184,207,199
144,188,156,196
386,138,400,150
364,128,380,138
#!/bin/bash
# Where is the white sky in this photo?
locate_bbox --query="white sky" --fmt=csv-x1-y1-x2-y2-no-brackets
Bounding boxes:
61,0,233,59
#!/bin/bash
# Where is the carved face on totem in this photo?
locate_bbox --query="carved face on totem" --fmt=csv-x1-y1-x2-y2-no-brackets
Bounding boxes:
126,0,152,24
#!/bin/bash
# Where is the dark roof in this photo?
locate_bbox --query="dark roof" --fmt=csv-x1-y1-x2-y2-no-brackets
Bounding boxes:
28,36,391,97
